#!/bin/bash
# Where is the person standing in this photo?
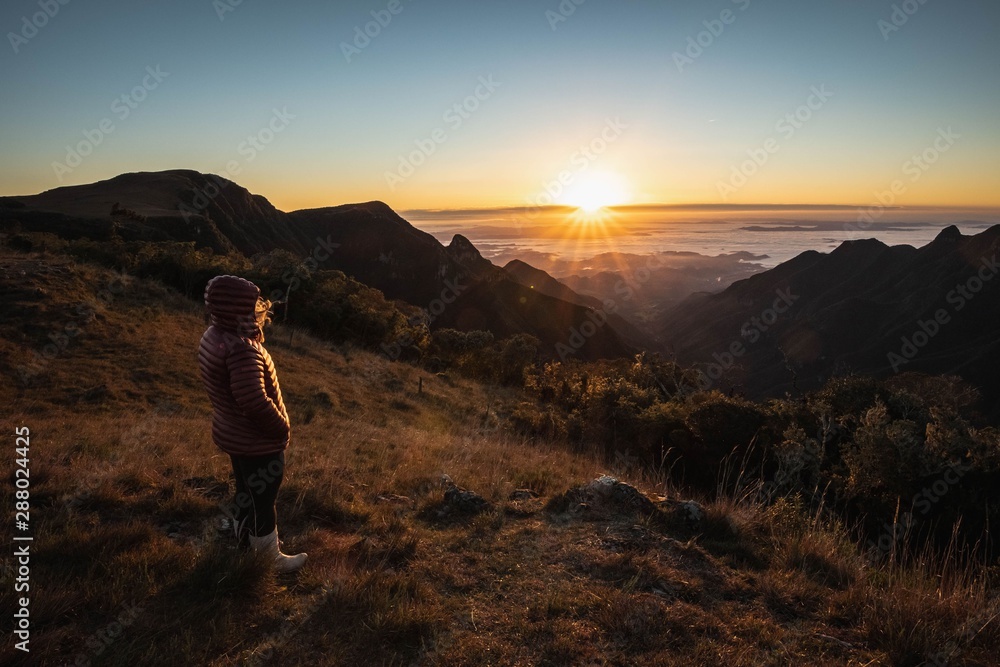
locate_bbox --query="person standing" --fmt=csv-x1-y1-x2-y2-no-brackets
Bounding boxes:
197,274,306,573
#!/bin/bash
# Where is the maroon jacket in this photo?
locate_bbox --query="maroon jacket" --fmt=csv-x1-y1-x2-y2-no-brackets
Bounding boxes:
198,275,290,456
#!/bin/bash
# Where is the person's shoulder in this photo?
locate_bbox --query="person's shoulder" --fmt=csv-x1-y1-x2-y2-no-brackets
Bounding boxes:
248,339,275,359
200,326,225,346
207,329,257,356
241,338,281,366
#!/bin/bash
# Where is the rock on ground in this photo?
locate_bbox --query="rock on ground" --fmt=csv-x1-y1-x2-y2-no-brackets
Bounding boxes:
547,475,705,531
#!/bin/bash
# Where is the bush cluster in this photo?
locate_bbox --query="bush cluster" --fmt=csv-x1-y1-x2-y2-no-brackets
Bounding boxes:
426,329,540,386
515,357,1000,559
4,234,426,355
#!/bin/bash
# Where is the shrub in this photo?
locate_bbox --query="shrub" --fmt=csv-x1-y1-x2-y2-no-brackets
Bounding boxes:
683,392,773,489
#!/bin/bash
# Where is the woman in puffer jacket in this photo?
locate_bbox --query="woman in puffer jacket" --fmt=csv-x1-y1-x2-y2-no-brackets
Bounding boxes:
198,275,306,573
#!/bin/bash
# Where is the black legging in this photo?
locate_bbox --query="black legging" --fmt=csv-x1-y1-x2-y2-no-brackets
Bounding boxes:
229,451,284,539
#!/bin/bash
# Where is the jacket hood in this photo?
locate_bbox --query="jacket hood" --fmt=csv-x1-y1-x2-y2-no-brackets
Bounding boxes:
204,275,261,337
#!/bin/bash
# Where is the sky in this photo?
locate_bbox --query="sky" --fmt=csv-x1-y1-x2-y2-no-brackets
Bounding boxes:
1,0,998,212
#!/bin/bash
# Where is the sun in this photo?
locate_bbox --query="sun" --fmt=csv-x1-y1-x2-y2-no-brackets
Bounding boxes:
560,170,633,213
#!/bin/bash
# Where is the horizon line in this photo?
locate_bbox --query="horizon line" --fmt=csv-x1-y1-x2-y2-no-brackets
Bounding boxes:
400,202,1000,218
5,169,999,216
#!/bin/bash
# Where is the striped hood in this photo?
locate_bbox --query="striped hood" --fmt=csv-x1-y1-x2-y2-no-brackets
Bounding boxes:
204,275,262,339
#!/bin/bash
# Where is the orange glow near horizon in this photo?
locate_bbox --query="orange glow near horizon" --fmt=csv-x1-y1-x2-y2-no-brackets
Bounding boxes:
79,164,1000,216
10,155,997,215
261,191,1000,215
535,206,628,272
249,161,1000,214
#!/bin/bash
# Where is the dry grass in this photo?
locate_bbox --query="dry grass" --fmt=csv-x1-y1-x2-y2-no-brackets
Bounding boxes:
1,247,998,666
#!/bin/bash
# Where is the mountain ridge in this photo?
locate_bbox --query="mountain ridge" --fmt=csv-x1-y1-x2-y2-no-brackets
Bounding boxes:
0,169,635,361
659,223,1000,415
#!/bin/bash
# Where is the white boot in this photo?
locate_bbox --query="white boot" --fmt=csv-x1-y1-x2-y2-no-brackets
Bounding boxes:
249,528,307,573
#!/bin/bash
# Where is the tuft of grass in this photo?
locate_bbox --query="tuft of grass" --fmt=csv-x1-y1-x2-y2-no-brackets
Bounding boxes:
349,520,420,570
179,543,276,604
780,530,859,590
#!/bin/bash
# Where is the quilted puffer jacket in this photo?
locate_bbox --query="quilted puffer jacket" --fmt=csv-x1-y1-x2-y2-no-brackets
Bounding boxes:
197,275,290,456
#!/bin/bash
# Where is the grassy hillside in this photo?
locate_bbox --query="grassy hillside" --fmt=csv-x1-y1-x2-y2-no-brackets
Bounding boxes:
2,246,998,666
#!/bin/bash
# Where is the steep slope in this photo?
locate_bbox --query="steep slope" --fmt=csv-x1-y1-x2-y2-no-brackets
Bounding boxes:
504,258,657,351
288,205,634,359
659,226,1000,413
504,259,604,309
287,201,473,306
1,170,298,255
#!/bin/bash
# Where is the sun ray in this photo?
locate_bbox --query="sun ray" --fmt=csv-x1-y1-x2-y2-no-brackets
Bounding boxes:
559,170,633,214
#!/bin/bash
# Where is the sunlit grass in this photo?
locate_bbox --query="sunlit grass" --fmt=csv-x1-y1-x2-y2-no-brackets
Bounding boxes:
3,247,998,666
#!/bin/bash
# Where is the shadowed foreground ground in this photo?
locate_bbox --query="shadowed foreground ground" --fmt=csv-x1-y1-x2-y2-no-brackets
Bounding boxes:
1,249,997,666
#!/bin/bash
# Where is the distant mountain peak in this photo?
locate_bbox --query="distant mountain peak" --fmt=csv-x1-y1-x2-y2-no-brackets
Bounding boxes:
934,225,963,242
448,234,482,257
829,237,888,259
833,237,886,249
661,225,1000,413
355,200,398,217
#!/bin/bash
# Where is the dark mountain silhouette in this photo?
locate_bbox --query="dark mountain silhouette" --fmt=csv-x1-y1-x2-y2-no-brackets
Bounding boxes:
659,225,1000,414
286,202,486,305
0,170,634,361
286,205,639,358
504,259,654,350
0,170,296,254
504,259,604,309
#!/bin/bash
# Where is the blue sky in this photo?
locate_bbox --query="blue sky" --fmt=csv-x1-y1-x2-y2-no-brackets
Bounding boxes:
1,0,998,210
